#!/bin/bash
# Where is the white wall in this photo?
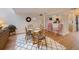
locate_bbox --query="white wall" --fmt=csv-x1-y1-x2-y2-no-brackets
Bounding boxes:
0,8,44,33
0,8,76,34
0,8,26,33
17,14,44,33
45,10,76,35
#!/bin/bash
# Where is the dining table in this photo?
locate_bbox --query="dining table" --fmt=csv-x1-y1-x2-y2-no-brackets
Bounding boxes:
27,28,40,33
34,28,40,32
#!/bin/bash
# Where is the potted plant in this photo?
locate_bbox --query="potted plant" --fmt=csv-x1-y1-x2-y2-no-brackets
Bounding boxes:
8,24,16,35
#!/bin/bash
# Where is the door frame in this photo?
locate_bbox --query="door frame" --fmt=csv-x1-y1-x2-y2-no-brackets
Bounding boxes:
76,15,79,31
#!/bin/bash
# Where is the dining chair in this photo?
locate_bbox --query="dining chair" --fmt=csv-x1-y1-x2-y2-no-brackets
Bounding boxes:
28,24,34,30
32,32,39,44
32,30,47,49
38,30,47,49
25,27,32,43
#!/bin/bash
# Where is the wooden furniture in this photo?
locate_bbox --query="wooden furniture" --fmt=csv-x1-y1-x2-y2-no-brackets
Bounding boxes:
25,26,47,49
0,27,9,49
32,30,47,49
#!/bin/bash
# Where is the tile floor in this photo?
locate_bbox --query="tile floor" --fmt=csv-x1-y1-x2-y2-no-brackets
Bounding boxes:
14,34,66,50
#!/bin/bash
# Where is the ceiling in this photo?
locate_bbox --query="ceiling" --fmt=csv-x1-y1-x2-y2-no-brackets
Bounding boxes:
13,8,73,16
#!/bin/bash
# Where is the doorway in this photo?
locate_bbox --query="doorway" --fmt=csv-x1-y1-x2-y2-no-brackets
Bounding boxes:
75,16,79,31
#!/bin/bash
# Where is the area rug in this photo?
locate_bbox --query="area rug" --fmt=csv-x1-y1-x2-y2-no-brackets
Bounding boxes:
15,34,66,50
